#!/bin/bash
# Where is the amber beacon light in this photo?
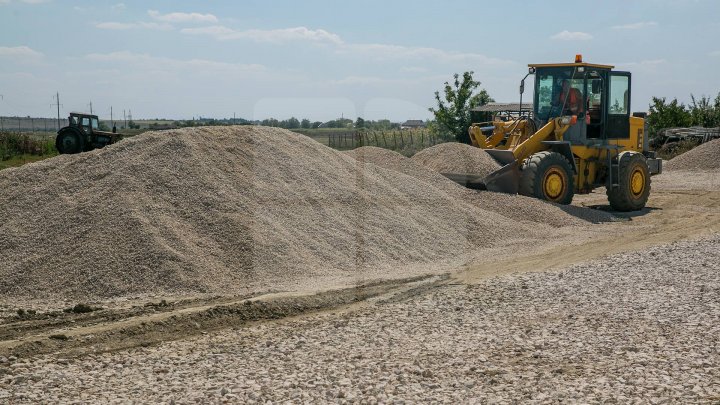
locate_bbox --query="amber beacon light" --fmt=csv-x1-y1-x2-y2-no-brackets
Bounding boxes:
575,54,583,63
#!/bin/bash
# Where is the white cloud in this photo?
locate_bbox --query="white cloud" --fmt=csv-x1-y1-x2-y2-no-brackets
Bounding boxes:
709,50,720,57
0,45,43,59
0,0,51,3
340,43,515,66
181,24,513,67
111,3,125,10
95,21,173,31
612,21,658,30
181,25,343,45
148,10,217,23
84,51,265,73
550,30,593,41
400,66,429,73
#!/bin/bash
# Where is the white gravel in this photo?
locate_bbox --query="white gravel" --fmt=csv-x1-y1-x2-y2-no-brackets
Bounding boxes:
3,235,718,403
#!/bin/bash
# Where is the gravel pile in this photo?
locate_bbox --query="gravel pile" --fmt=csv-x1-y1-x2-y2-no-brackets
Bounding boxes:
665,138,720,171
4,235,718,403
348,146,617,227
411,142,501,177
0,127,543,300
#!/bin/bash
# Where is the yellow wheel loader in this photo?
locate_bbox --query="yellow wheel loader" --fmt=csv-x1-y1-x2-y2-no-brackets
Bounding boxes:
449,55,662,211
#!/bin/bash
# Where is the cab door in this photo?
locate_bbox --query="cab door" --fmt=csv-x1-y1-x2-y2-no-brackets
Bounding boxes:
606,72,631,139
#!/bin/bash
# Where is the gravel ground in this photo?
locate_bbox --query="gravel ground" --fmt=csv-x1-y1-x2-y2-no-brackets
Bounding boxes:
3,235,718,403
652,170,720,191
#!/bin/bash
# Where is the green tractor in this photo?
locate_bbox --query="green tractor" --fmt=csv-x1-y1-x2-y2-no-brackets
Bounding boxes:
55,112,123,154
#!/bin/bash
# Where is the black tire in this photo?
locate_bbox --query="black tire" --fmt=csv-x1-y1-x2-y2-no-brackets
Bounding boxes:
607,152,650,211
55,128,84,154
519,151,575,205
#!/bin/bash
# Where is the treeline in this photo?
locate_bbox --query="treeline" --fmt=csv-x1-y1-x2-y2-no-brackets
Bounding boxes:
145,117,404,131
259,117,402,130
648,93,720,136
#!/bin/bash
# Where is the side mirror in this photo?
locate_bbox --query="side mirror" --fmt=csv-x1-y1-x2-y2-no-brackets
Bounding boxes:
519,80,525,95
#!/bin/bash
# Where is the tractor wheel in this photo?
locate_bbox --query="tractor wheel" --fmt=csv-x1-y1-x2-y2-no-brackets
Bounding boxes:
55,129,84,154
607,152,650,211
519,151,575,205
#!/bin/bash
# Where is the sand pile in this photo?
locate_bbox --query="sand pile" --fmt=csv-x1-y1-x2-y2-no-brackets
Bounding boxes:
411,142,501,177
0,127,545,300
665,138,720,171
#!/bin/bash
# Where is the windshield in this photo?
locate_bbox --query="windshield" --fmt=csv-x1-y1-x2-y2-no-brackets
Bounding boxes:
534,67,585,121
91,117,99,130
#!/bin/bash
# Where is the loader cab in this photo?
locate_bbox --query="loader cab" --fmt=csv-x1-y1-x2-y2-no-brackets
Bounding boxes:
531,59,632,144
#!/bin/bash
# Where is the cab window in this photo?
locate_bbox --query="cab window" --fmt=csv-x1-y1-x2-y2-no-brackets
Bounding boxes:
91,117,99,130
610,75,629,115
81,117,90,128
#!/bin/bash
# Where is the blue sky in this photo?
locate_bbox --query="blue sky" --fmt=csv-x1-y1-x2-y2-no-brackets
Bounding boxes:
1,0,719,121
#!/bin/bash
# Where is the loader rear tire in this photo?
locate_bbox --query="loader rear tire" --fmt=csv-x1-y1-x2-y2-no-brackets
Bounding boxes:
607,152,650,212
519,151,575,205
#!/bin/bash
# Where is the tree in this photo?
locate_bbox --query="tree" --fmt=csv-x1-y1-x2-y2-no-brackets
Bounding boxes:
647,97,691,137
301,118,311,129
355,117,365,129
429,71,493,144
689,94,720,128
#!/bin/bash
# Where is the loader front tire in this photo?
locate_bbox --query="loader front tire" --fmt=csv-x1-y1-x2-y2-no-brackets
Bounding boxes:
607,152,650,212
519,151,575,205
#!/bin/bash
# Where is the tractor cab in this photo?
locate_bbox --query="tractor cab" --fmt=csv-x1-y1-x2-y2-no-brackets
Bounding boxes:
68,112,100,134
530,56,637,148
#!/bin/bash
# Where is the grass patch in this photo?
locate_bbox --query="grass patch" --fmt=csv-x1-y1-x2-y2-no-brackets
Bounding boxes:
0,131,57,170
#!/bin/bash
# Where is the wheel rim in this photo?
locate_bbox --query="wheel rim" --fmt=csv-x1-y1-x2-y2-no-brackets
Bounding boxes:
630,168,646,197
543,167,566,201
61,134,78,152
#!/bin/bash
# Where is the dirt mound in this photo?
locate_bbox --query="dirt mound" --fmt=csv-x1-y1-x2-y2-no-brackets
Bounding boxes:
665,138,720,171
0,127,543,300
411,142,501,177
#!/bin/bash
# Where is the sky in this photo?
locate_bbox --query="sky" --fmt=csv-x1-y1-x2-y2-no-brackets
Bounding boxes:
1,0,719,122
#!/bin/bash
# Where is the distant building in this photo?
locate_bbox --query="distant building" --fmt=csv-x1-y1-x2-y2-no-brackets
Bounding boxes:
401,120,426,129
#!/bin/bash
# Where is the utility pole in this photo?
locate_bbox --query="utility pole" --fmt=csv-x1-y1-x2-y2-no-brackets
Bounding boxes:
0,94,3,131
110,106,113,126
123,109,127,129
233,112,236,126
52,92,62,130
88,101,93,115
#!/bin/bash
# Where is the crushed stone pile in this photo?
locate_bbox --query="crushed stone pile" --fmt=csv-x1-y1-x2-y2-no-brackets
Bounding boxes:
0,128,615,300
665,138,720,171
411,142,501,177
0,127,536,300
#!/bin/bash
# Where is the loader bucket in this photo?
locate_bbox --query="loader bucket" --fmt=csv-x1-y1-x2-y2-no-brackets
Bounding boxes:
482,161,521,194
439,172,487,189
440,161,521,193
